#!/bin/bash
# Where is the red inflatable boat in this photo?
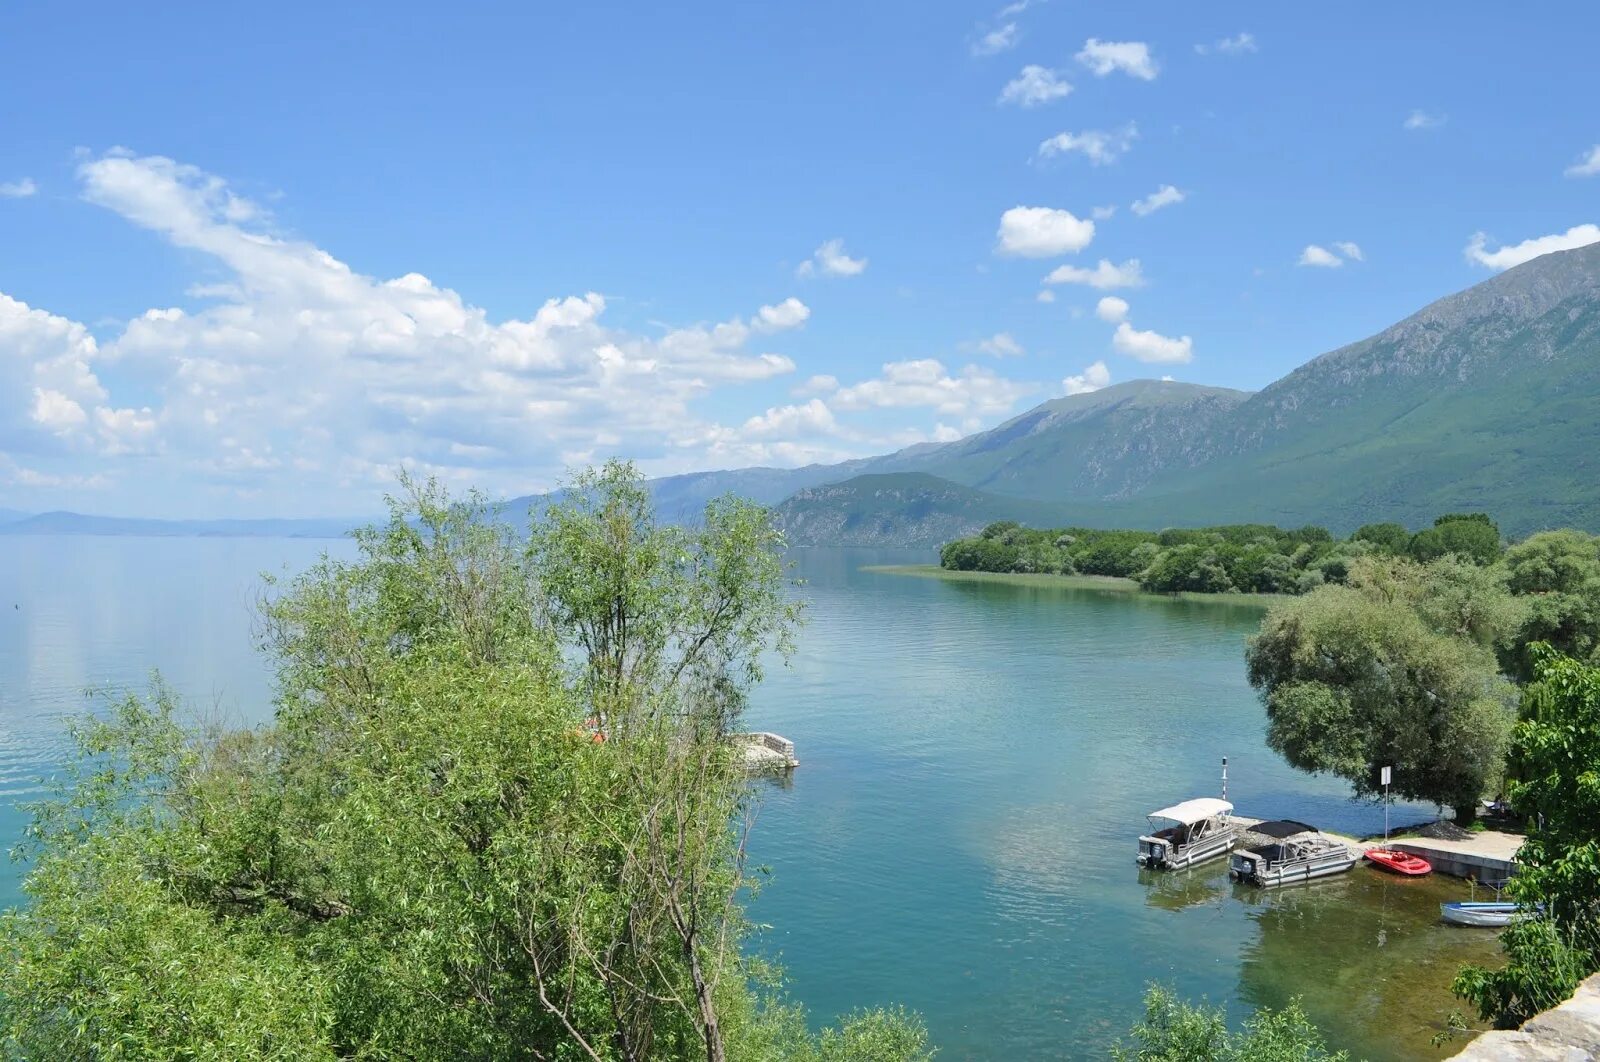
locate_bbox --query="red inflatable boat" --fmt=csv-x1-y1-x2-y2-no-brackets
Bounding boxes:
1365,848,1433,876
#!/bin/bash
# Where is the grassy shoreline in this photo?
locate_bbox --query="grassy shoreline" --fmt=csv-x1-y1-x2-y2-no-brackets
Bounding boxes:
862,564,1287,606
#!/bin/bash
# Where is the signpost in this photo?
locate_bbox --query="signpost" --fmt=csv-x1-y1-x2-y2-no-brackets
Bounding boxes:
1381,765,1392,841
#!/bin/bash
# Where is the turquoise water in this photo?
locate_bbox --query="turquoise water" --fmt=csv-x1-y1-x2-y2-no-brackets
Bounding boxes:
0,539,1496,1059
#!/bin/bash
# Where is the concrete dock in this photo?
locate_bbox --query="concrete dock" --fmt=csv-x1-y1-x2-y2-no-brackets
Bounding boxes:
1234,815,1522,882
734,731,799,771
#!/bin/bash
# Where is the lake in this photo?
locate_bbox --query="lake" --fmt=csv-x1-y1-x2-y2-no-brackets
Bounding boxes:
0,538,1498,1059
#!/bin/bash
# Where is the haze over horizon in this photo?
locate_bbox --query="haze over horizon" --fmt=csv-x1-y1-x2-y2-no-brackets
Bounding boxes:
4,2,1600,518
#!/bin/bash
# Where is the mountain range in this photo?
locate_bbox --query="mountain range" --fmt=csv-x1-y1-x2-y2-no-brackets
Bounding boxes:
7,242,1600,545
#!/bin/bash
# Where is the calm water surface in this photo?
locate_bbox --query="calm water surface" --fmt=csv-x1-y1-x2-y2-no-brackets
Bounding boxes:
0,539,1497,1059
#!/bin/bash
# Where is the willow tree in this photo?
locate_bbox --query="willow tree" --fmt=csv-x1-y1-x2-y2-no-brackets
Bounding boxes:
1244,557,1519,821
0,466,926,1062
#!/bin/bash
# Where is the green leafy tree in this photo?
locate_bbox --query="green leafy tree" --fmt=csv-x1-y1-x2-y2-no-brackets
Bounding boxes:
1351,522,1411,554
0,467,928,1062
1112,986,1347,1061
1409,513,1503,566
1245,566,1518,821
1454,649,1600,1028
1499,530,1600,681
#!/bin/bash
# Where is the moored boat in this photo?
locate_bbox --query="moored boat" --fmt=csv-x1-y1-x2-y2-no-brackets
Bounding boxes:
1229,820,1359,887
1136,798,1239,870
1440,901,1521,927
1365,848,1432,876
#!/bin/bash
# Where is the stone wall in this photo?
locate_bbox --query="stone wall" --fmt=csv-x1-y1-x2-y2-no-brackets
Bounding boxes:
1449,972,1600,1060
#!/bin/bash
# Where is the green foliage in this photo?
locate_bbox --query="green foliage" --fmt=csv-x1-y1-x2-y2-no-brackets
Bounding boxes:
939,520,1382,596
1455,650,1600,1028
1499,530,1600,681
1409,514,1503,566
0,465,925,1062
1112,986,1347,1061
1245,557,1519,818
1352,522,1411,554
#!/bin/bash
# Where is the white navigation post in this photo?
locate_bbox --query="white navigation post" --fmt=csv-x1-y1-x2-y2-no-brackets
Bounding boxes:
1221,756,1228,804
1381,765,1392,842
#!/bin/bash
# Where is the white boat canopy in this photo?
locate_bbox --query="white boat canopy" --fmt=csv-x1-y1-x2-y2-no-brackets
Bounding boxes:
1148,798,1233,825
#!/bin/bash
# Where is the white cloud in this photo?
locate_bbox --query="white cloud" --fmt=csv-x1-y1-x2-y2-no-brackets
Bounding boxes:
1037,123,1139,166
797,238,867,277
1042,258,1145,290
999,65,1073,107
1333,241,1364,261
831,358,1036,418
1465,224,1600,270
996,206,1095,258
1196,32,1256,55
972,22,1019,56
793,373,839,396
1094,296,1129,323
1130,184,1185,216
1112,322,1193,364
0,178,38,198
1075,39,1157,80
738,398,838,440
1564,146,1600,178
1298,244,1343,268
1063,360,1110,395
973,332,1024,357
1403,109,1445,130
753,297,810,332
1091,204,1117,220
1035,290,1057,304
0,152,849,506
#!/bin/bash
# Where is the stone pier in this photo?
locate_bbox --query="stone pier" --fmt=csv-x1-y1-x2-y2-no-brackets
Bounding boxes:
1448,973,1600,1060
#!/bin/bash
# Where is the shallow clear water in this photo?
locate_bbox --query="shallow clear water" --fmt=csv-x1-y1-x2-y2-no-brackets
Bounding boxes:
0,539,1498,1059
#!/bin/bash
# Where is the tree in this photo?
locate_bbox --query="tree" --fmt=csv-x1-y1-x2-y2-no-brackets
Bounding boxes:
1351,522,1411,554
1112,986,1347,1061
1245,573,1517,821
1409,513,1502,566
0,468,929,1062
1499,530,1600,681
1454,650,1600,1028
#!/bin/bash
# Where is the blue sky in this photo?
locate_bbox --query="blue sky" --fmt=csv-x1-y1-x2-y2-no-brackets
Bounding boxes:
3,2,1599,517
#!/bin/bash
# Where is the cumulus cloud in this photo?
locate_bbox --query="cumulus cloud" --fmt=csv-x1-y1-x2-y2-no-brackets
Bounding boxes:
0,152,866,506
973,332,1024,357
1075,39,1157,80
1333,241,1364,261
1094,296,1129,323
999,65,1073,107
0,178,38,198
1037,123,1139,166
1298,244,1344,268
1042,258,1145,290
1565,146,1600,178
1112,321,1193,364
972,22,1019,56
996,206,1095,257
1063,360,1110,395
1403,109,1446,130
796,238,867,277
1091,204,1117,220
1130,184,1185,216
1196,33,1256,55
1035,290,1057,304
831,358,1036,418
753,297,811,332
1465,225,1600,270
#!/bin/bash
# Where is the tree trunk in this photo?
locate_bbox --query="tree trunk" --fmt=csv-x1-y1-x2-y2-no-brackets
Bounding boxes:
686,937,725,1062
1453,803,1478,826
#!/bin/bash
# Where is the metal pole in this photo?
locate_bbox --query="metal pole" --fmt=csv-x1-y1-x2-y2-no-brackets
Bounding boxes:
1221,756,1228,803
1384,782,1390,843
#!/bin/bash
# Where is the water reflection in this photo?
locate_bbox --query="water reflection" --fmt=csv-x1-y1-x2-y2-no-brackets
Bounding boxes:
1138,866,1229,912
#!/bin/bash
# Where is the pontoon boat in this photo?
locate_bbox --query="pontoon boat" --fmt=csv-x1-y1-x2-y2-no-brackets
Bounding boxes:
1136,798,1239,870
1229,820,1359,887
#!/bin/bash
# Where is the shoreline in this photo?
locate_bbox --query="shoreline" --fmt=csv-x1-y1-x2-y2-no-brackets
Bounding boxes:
863,564,1288,606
